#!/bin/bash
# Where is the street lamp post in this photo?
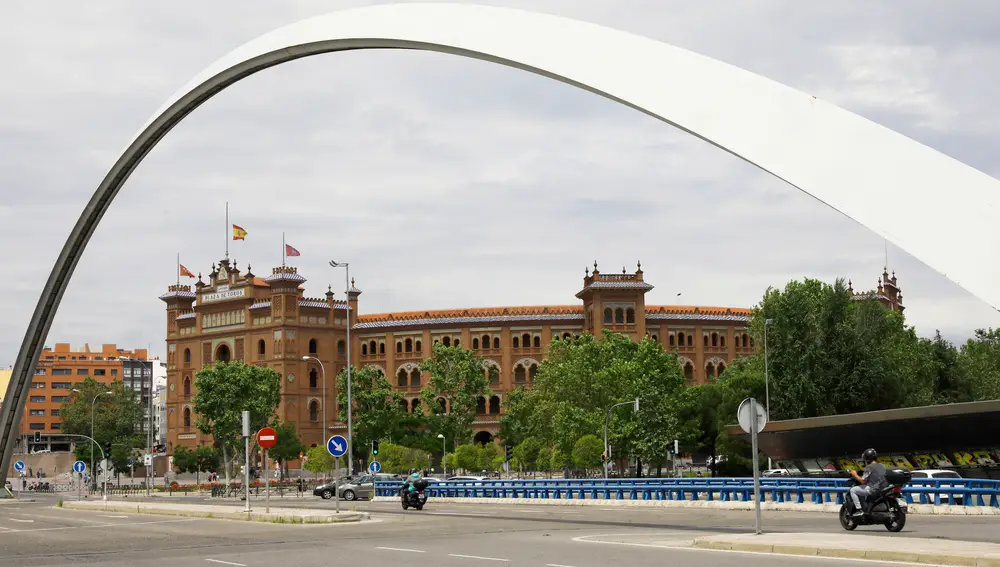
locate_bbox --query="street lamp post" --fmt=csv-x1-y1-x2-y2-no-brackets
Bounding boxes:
764,318,773,469
603,398,639,479
302,356,327,445
74,388,113,501
329,260,353,476
437,433,447,477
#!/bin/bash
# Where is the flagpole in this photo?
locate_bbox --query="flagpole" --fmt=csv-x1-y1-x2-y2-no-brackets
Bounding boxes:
225,202,230,260
176,253,180,287
282,232,286,267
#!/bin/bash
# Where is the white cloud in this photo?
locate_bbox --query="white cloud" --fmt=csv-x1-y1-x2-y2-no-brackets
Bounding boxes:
1,0,999,365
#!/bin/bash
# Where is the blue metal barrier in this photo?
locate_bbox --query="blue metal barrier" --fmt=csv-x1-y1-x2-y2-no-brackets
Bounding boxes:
374,477,1000,507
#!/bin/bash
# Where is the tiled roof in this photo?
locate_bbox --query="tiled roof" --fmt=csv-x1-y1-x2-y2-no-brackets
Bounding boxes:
644,305,751,322
647,313,749,322
583,281,655,291
354,313,584,330
159,290,196,300
299,300,329,309
249,301,271,310
264,272,307,283
176,313,196,320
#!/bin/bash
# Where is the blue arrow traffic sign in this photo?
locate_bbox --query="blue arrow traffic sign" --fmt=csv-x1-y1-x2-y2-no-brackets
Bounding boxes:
13,460,24,472
72,461,86,474
326,435,348,458
368,461,381,474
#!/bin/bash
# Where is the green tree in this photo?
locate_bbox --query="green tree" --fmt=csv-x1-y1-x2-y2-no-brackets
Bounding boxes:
924,331,973,403
477,443,503,473
455,444,480,473
302,445,334,475
195,445,219,481
60,378,145,473
536,446,553,474
268,421,306,480
337,365,408,465
572,435,603,472
172,446,197,478
420,344,493,445
677,383,723,476
960,328,1000,400
192,361,281,484
512,437,542,471
550,448,569,472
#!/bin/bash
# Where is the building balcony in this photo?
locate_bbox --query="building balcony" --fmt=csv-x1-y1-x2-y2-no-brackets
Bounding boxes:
603,323,637,333
395,350,424,361
511,346,542,356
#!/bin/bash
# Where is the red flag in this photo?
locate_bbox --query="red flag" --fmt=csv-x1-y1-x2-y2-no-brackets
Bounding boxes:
285,244,301,257
179,264,195,278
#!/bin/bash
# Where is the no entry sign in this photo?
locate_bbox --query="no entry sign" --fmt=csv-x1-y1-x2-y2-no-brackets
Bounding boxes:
256,427,277,449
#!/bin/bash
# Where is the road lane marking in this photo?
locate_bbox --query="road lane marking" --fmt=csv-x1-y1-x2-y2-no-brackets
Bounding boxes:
99,515,129,519
449,554,510,562
0,517,200,535
426,512,490,517
375,547,425,553
205,560,247,566
547,564,577,567
7,519,33,523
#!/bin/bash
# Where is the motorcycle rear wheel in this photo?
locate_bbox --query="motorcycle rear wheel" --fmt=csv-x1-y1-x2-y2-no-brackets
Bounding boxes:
884,501,906,532
839,505,858,531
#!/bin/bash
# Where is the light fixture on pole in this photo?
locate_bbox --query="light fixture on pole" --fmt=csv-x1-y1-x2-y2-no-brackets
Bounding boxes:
603,398,639,479
302,356,327,444
437,433,447,476
329,260,353,476
764,318,773,469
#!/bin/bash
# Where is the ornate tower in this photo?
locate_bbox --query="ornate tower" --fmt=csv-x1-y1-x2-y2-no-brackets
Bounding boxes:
576,261,653,340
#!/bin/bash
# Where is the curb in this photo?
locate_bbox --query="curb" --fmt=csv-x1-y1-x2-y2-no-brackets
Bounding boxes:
370,496,1000,516
691,538,1000,566
62,501,368,524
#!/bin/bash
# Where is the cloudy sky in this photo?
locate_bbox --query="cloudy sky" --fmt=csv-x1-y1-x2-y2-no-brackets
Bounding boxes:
2,0,999,364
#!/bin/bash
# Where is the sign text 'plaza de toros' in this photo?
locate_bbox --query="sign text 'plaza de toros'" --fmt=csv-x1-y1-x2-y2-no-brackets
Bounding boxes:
160,259,757,456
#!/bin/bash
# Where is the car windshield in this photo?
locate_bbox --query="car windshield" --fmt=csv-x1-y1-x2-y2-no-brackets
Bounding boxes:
935,472,961,479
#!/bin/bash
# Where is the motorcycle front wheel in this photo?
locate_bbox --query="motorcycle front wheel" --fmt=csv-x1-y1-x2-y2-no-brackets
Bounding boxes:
839,505,858,531
884,501,906,532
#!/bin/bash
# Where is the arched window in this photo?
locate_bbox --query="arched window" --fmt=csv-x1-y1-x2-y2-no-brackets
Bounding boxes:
563,333,572,341
533,335,541,348
720,335,726,347
677,332,685,346
514,365,526,383
711,333,718,347
399,399,409,412
489,395,501,415
683,363,694,383
405,338,413,353
415,340,422,352
512,337,520,349
669,334,676,347
476,396,487,415
687,334,693,347
368,340,377,354
257,340,265,358
337,340,346,356
742,334,749,348
397,368,408,387
309,401,319,422
436,397,447,414
706,362,717,381
379,342,386,355
603,308,613,324
308,339,317,355
183,348,191,364
411,399,421,415
493,337,500,349
718,362,727,376
704,334,710,347
472,338,480,349
183,376,191,397
651,334,658,343
362,343,368,356
522,333,531,348
443,337,451,347
216,344,231,363
626,308,635,324
183,407,191,428
529,364,539,381
309,369,318,389
396,341,402,354
455,339,461,348
615,308,625,324
409,368,421,387
480,335,490,350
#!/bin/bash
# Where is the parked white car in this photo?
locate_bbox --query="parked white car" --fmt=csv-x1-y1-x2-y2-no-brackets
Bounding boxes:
911,469,964,505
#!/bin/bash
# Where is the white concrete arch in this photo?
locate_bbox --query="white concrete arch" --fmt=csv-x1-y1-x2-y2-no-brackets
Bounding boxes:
3,2,1000,484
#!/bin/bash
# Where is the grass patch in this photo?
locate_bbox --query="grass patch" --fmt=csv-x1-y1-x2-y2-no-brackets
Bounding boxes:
56,498,63,508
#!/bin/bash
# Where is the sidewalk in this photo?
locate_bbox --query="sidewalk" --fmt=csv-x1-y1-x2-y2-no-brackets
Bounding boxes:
63,500,368,524
692,532,1000,566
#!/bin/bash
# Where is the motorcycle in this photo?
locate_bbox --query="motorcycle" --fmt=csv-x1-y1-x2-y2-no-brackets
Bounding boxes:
400,478,429,511
839,467,911,532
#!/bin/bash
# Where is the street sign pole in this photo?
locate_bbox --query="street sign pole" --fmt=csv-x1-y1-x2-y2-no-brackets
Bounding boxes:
751,398,762,535
242,411,250,514
334,457,340,515
265,449,270,514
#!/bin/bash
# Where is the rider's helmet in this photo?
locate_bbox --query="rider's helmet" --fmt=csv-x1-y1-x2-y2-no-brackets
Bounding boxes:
862,448,878,463
410,472,420,480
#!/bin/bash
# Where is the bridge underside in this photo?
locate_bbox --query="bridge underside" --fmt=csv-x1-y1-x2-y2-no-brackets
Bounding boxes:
729,400,1000,479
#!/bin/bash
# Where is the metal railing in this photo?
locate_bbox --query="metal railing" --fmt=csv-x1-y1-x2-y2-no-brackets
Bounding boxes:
373,477,1000,507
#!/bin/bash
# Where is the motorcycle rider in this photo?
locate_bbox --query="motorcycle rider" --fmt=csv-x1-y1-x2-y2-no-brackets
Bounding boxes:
401,470,422,503
848,448,888,516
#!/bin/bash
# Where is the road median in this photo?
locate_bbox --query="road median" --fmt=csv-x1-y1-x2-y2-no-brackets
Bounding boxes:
692,532,1000,566
62,500,368,524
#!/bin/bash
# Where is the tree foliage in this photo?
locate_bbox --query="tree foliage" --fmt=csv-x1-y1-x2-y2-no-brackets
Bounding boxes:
375,442,432,474
419,343,493,445
268,421,306,479
302,445,333,475
60,378,145,470
961,328,1000,401
572,435,603,471
336,365,407,462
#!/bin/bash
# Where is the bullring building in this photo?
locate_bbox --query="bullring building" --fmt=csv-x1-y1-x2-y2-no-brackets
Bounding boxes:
160,259,753,456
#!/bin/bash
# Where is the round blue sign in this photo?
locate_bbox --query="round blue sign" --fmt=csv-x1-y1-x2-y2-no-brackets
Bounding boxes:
326,435,348,458
368,461,381,474
72,461,86,473
13,460,24,472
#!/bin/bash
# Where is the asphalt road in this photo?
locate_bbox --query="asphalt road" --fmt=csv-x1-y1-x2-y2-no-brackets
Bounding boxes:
2,497,997,566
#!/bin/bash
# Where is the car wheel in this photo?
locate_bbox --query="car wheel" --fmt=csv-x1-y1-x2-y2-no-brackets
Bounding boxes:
321,490,333,500
343,489,356,501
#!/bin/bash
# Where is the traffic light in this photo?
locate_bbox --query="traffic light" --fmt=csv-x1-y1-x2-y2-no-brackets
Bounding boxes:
33,431,41,443
372,440,379,456
504,445,512,462
103,441,112,457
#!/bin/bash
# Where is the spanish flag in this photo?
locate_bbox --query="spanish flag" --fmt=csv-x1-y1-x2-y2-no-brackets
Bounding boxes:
232,224,247,240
